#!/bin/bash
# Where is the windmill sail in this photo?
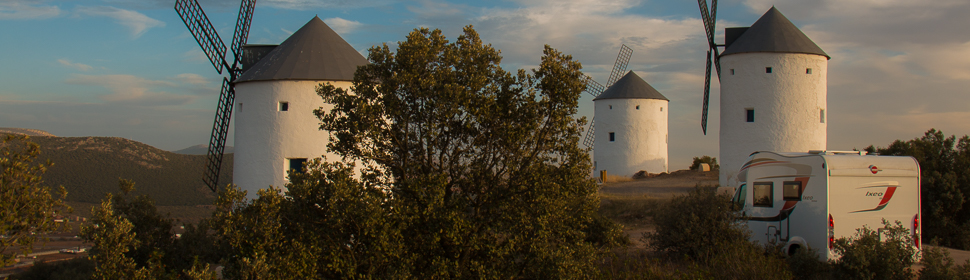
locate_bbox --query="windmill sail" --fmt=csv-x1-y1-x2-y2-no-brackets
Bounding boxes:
177,0,257,192
582,44,634,149
697,0,720,135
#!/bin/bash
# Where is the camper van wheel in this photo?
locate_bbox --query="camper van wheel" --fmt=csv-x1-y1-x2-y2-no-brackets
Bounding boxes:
787,244,801,256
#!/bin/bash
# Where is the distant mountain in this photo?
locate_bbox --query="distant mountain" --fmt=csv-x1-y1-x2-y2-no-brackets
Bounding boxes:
19,136,233,206
0,127,55,137
173,144,234,155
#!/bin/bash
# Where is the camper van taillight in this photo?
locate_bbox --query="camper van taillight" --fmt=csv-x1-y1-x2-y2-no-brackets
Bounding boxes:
913,214,921,249
828,214,835,250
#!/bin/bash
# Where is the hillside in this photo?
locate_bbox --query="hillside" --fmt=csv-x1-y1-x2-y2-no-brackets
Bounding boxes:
15,136,231,206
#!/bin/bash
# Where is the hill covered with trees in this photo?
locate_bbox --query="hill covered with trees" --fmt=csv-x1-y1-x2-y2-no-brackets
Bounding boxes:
21,136,230,206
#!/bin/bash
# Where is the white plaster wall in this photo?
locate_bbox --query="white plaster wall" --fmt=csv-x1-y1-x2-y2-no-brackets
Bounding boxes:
233,80,352,198
719,52,827,187
593,98,668,177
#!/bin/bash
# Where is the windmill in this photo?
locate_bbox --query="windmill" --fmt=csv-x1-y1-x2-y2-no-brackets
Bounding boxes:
581,44,633,149
175,0,257,192
697,0,721,135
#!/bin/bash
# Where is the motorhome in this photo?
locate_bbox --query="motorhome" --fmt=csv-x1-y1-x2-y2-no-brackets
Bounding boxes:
731,150,921,260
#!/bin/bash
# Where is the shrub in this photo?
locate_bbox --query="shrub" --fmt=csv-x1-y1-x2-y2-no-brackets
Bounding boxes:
690,156,719,171
787,246,831,280
832,220,917,280
645,186,744,261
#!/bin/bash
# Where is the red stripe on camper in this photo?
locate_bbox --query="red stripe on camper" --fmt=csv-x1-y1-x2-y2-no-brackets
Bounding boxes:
878,187,897,207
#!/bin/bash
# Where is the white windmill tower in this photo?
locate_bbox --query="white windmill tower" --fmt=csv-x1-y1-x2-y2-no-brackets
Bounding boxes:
582,46,669,179
593,71,669,178
696,3,829,187
231,17,368,197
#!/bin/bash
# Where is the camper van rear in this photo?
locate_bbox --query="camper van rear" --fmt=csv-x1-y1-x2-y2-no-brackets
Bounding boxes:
733,151,921,261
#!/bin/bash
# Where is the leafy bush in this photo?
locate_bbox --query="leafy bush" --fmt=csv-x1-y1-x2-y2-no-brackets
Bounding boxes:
689,156,719,171
831,220,917,280
787,246,831,280
646,186,743,261
917,244,970,280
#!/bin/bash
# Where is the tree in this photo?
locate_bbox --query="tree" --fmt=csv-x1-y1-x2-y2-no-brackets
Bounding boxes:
0,135,69,266
314,26,623,278
689,155,719,171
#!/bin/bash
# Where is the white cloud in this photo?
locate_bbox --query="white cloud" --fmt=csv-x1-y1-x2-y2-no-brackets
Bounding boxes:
57,59,93,71
65,74,195,106
75,6,165,38
174,73,210,86
324,17,363,34
261,0,396,10
0,1,61,20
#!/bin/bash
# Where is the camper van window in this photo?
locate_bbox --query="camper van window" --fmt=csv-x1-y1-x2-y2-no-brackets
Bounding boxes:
783,181,802,201
733,184,747,208
753,182,773,207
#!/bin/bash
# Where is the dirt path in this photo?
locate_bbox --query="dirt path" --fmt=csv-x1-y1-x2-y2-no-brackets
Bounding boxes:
599,170,719,198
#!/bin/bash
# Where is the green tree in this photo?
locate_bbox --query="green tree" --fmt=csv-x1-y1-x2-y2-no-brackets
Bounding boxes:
689,155,719,170
314,26,623,278
82,179,219,279
0,135,69,266
81,191,149,280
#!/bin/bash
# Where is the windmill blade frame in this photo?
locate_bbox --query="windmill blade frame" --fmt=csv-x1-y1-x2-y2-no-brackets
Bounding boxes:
177,0,258,192
202,78,235,192
230,0,257,71
607,44,633,86
697,0,720,135
582,75,606,98
175,0,228,74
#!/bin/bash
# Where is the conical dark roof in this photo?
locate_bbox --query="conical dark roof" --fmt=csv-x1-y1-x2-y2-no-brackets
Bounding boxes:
593,71,668,101
235,16,369,83
720,7,829,59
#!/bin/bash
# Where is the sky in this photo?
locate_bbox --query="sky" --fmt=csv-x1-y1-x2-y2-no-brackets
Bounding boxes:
2,0,970,170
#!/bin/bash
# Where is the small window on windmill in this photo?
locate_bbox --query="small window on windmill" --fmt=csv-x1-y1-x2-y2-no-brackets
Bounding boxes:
806,68,813,74
820,109,825,123
279,102,289,111
636,105,640,110
288,158,308,175
660,107,663,112
609,105,613,110
746,108,755,122
730,69,735,75
237,103,243,113
609,132,615,142
766,67,772,73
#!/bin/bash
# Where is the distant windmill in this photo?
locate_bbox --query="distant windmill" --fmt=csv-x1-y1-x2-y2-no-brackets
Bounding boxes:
697,0,721,135
581,44,633,149
175,0,257,192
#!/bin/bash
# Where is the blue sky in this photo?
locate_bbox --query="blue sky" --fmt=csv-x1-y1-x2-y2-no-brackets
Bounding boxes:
2,0,970,170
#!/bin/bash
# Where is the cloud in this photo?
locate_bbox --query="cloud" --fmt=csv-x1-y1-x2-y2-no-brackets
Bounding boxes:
57,59,93,72
261,0,397,10
65,74,195,106
0,1,61,20
174,73,210,86
75,6,165,38
324,17,363,34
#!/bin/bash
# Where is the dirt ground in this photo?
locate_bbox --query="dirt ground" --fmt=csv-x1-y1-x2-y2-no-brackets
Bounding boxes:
598,169,970,264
